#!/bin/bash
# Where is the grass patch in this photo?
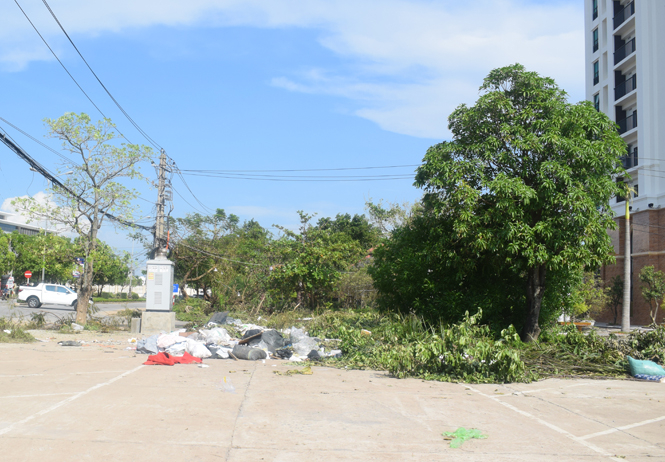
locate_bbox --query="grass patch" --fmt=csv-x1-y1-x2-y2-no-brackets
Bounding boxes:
0,318,36,343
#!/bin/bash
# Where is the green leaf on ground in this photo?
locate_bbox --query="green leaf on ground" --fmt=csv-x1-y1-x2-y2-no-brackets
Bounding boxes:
442,427,487,448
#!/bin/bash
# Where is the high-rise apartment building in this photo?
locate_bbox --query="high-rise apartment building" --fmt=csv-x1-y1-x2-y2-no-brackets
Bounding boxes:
585,0,665,215
586,0,665,324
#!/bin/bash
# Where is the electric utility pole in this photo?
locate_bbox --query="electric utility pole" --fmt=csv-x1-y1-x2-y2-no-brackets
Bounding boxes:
622,190,631,332
154,149,168,258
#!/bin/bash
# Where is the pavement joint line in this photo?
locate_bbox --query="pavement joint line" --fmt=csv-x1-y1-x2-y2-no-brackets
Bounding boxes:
0,364,144,437
225,364,257,459
464,384,629,462
580,415,665,440
0,392,78,399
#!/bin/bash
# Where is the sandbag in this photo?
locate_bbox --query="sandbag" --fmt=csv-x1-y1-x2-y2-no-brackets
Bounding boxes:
261,329,285,353
627,356,665,377
232,345,267,361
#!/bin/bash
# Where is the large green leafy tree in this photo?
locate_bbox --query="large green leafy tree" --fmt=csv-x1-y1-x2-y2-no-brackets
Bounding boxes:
271,212,362,309
413,64,626,342
171,209,241,303
0,231,17,276
87,241,131,296
9,231,77,283
316,213,380,251
12,113,153,324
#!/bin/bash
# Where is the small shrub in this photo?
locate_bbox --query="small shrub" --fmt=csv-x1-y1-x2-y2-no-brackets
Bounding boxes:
119,293,128,299
0,317,36,343
131,293,139,300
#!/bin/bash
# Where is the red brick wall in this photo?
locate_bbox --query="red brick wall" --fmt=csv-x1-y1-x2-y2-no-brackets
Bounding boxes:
599,208,665,325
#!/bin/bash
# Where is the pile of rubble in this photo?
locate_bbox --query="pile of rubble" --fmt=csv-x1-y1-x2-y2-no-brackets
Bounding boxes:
136,311,342,362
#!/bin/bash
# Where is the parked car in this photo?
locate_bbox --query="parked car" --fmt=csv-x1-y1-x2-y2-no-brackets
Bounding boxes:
18,283,93,309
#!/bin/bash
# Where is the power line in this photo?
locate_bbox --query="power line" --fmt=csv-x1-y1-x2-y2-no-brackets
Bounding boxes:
0,127,153,232
173,240,264,267
0,117,77,165
40,0,162,150
181,164,420,173
12,0,132,139
178,172,414,182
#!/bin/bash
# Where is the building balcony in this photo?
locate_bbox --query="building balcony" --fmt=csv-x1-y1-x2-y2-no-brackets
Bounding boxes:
614,1,635,30
618,111,637,134
614,38,636,65
615,74,637,100
621,147,638,169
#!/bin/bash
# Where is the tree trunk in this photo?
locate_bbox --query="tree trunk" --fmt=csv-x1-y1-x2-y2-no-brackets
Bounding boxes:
76,226,98,325
520,264,547,342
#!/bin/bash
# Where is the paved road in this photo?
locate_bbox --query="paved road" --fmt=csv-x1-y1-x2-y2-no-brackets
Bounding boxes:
0,332,663,461
0,300,145,321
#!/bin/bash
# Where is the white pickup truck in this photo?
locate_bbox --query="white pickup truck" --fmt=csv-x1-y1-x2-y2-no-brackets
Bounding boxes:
18,283,88,309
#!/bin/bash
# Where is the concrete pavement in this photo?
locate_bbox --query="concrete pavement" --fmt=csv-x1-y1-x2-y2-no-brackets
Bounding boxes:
0,332,663,461
0,300,145,321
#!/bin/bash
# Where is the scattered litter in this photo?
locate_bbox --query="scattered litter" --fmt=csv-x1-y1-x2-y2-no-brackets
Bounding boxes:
207,311,229,326
71,323,84,331
260,330,285,352
274,366,313,376
3,329,11,334
198,364,210,368
442,428,487,448
136,335,159,354
361,329,372,336
186,338,212,358
131,315,342,362
218,376,235,393
634,374,665,382
307,349,322,361
627,356,665,377
232,345,267,361
58,340,81,347
143,352,202,366
125,346,135,350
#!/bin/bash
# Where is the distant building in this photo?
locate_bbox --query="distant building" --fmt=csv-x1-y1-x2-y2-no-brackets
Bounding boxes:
0,212,48,236
585,0,665,324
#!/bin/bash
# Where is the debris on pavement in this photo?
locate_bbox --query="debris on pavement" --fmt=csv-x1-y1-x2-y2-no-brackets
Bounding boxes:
442,428,487,448
143,351,202,366
627,356,665,378
58,340,81,347
218,376,235,393
274,366,313,376
132,312,342,363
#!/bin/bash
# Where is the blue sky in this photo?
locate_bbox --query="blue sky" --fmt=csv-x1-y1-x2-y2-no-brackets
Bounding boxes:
0,0,584,262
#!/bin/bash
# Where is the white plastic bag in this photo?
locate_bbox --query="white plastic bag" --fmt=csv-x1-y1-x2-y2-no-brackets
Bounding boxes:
166,342,186,356
186,339,212,358
200,327,231,345
157,333,183,349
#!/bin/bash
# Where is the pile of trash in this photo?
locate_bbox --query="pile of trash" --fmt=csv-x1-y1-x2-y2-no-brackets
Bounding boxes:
136,311,342,362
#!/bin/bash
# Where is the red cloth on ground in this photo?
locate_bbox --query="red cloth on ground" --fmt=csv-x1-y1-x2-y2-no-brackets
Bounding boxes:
143,351,203,366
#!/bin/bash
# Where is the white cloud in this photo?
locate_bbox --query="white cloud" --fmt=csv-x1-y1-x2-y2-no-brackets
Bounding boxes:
1,0,584,138
1,191,73,234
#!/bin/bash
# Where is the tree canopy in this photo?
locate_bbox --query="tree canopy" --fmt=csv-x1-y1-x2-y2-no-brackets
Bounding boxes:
373,64,626,341
12,113,153,323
